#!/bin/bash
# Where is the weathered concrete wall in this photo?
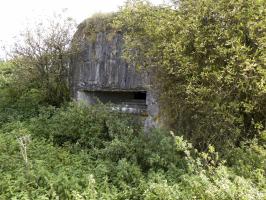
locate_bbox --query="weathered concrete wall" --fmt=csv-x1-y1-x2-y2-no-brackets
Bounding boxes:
71,31,148,97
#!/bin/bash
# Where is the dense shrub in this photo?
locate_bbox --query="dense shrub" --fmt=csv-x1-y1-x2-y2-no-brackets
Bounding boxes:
1,13,77,107
115,0,266,151
0,103,265,199
27,102,138,147
0,61,47,127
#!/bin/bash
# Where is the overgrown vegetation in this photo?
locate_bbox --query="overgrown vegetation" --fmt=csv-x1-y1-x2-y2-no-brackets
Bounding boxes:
0,100,265,199
1,58,265,200
0,0,265,199
9,13,76,106
115,0,266,150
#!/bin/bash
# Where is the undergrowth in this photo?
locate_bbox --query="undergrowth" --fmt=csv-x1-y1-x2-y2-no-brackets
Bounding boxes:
0,102,265,199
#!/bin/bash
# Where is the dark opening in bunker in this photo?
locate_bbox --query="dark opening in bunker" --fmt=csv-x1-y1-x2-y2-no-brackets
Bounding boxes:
134,92,146,100
81,90,147,115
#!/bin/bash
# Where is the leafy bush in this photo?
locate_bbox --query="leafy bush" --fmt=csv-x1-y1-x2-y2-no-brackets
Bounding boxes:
0,61,47,127
28,102,138,147
115,0,266,151
224,138,266,188
0,103,265,199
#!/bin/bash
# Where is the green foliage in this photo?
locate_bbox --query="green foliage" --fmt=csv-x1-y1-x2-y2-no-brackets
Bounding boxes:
0,61,14,88
0,103,265,199
9,13,77,106
115,0,266,150
224,138,266,188
28,103,137,147
0,61,46,127
0,1,265,199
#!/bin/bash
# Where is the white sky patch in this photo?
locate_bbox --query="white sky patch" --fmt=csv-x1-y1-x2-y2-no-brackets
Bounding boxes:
0,0,165,59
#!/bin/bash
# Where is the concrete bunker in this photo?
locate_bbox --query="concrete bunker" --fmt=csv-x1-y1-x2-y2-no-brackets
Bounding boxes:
71,14,159,128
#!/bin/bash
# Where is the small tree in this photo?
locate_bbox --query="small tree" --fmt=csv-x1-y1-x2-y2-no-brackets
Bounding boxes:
9,13,77,106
